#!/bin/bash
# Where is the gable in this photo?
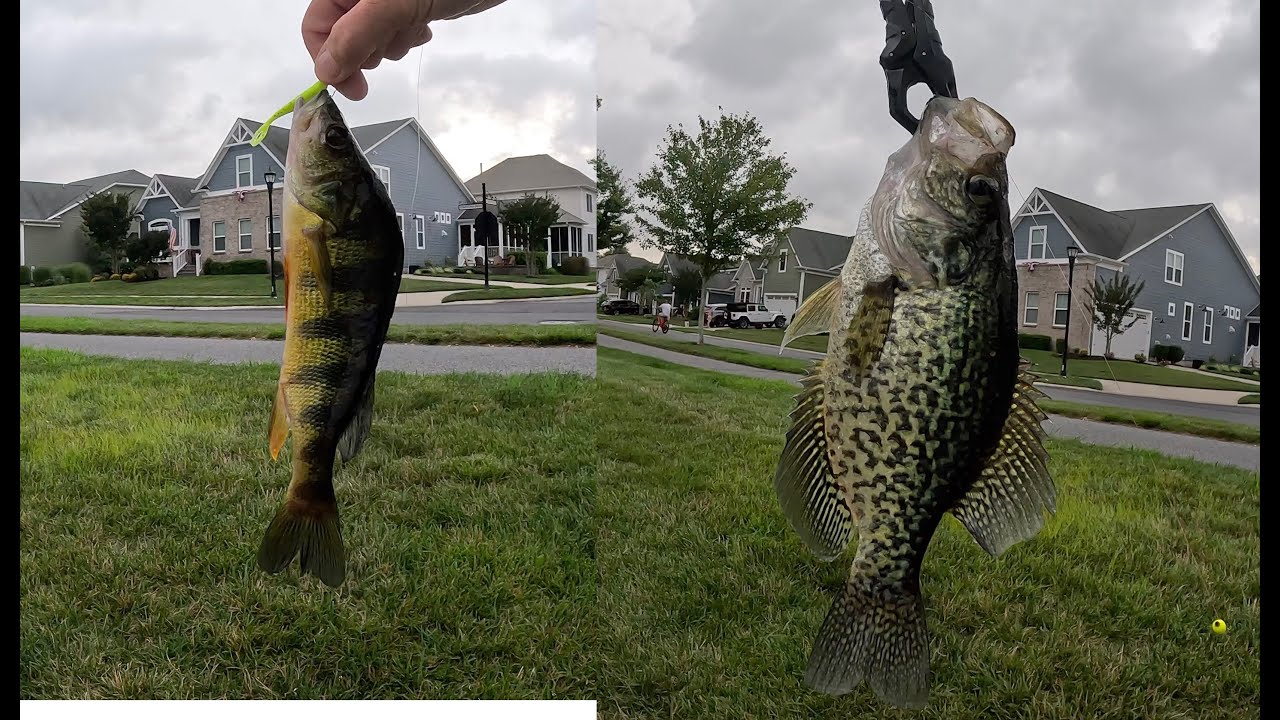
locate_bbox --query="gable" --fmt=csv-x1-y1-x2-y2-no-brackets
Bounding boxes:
362,120,474,202
196,119,287,192
1126,206,1259,296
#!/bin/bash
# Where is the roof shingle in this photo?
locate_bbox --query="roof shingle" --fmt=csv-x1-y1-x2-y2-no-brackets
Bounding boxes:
465,154,596,194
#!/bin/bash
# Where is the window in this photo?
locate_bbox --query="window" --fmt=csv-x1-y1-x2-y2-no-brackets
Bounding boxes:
397,213,405,239
1202,307,1213,344
739,287,751,302
571,227,583,256
1182,302,1194,341
414,215,425,250
270,216,281,250
1168,302,1176,316
236,155,253,189
585,193,593,213
1053,292,1069,327
372,165,391,193
1028,226,1047,259
779,250,788,273
212,221,227,253
587,233,594,253
238,218,253,252
148,219,172,233
458,222,473,251
550,226,571,266
1023,292,1039,325
1165,249,1184,286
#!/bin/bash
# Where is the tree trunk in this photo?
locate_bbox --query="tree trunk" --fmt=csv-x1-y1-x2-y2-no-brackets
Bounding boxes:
697,274,707,345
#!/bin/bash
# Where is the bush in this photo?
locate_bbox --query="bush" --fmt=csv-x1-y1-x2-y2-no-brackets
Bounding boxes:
1152,344,1186,364
1018,333,1053,351
123,264,161,283
57,262,92,284
1191,359,1205,369
32,266,53,285
511,251,548,268
204,258,275,275
1134,353,1146,363
1241,367,1256,376
110,273,121,281
90,276,102,282
20,266,30,285
121,273,138,283
559,256,590,276
1167,345,1185,363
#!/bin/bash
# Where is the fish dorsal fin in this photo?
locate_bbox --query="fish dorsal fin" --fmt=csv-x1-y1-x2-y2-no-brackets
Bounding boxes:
268,382,290,460
336,375,376,463
949,363,1057,556
782,278,842,350
774,360,853,560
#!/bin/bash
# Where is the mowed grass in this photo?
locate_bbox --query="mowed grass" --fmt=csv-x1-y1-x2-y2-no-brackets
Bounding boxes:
599,327,810,374
1039,399,1259,444
1022,349,1259,392
416,271,593,285
21,276,478,307
1238,394,1259,405
1031,372,1105,390
20,348,596,699
599,314,830,353
594,348,1258,719
442,287,596,303
20,316,596,347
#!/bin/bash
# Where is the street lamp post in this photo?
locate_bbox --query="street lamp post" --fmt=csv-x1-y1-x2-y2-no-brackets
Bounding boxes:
1060,245,1079,376
264,171,278,298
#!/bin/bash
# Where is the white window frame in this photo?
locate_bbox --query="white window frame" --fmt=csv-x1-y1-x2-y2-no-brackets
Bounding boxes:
1165,249,1184,286
1182,302,1194,341
372,165,391,194
1052,292,1069,328
269,215,281,250
585,193,593,213
778,249,788,273
1202,307,1213,345
1027,226,1047,260
587,233,594,253
414,215,425,250
212,221,227,253
396,213,405,239
238,218,253,252
147,219,172,233
1023,291,1039,326
235,154,253,189
1167,302,1176,316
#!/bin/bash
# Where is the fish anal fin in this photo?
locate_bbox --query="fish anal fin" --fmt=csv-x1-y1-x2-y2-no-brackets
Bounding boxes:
336,374,376,463
268,382,290,460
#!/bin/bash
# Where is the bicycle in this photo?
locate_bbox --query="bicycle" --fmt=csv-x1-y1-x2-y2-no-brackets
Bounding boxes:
652,314,670,334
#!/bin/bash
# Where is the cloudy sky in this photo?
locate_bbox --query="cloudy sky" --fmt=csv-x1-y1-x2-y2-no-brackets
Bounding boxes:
599,0,1260,272
20,0,595,186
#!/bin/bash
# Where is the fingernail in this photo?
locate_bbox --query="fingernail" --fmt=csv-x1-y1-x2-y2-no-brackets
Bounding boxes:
315,50,340,83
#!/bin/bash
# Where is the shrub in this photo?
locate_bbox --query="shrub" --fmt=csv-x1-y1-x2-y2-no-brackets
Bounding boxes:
90,276,102,282
559,256,590,276
1018,333,1053,351
414,268,431,276
20,266,31,285
32,266,53,285
1191,359,1205,369
1166,345,1185,363
57,262,93,284
203,258,274,275
1134,353,1146,363
1054,338,1067,355
121,273,139,283
110,273,122,281
1241,367,1256,376
511,251,548,268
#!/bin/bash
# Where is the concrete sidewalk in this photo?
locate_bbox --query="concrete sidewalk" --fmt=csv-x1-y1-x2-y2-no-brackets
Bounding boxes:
1094,378,1256,406
401,274,594,291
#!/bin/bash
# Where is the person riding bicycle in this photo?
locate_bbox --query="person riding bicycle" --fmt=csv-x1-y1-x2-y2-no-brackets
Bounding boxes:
656,301,673,331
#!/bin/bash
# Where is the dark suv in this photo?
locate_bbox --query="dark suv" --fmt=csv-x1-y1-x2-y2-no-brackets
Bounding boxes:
602,299,642,315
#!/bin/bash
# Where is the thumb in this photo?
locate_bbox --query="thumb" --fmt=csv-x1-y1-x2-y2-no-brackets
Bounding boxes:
314,0,404,86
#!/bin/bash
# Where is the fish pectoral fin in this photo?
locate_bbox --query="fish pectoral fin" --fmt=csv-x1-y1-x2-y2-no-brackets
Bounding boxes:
844,276,901,380
782,277,842,349
268,382,290,460
336,374,376,463
774,360,853,560
950,364,1057,557
301,222,335,307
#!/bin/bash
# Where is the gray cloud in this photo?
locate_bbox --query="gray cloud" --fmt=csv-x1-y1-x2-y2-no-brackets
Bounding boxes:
600,0,1260,271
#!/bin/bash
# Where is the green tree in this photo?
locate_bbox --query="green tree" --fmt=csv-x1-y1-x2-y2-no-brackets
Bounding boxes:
671,266,703,311
80,192,135,274
1087,273,1146,358
126,230,172,266
589,151,635,255
617,265,665,300
635,109,810,343
500,194,562,276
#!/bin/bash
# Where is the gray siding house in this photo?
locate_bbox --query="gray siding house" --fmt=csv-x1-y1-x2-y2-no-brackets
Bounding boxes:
20,170,150,268
598,252,657,300
748,226,854,320
657,253,735,309
175,116,473,275
1013,187,1260,364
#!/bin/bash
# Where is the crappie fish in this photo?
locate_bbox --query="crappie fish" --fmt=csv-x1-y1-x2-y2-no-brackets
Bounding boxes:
774,96,1055,708
256,89,404,587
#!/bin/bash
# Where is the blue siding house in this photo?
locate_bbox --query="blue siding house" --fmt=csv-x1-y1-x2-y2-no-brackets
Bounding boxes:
1012,187,1260,365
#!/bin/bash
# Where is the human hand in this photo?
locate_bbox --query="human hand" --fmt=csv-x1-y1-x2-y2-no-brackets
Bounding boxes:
302,0,509,101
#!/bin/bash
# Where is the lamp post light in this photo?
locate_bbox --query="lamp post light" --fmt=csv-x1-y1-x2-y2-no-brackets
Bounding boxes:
264,171,278,298
1060,245,1079,376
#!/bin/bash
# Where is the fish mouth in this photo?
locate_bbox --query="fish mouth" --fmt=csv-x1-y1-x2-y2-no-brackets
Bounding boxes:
292,88,334,135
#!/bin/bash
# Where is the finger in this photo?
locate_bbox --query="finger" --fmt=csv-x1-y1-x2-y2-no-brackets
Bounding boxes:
314,0,403,86
300,0,361,60
332,70,370,101
384,25,431,62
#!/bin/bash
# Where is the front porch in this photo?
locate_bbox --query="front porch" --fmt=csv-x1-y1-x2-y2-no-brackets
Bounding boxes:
455,204,593,270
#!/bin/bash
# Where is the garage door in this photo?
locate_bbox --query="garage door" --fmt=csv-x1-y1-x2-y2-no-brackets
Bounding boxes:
1090,309,1152,359
764,294,797,319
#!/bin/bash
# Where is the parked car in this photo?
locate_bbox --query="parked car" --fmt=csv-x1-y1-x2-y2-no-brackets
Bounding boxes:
603,299,642,315
722,302,788,329
704,304,727,327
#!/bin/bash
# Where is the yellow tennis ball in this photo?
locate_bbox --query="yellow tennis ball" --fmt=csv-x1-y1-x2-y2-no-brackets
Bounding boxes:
1212,619,1227,634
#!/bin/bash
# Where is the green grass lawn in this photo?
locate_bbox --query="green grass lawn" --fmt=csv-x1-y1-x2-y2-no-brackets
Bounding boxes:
594,348,1258,718
599,327,811,374
1040,399,1259,444
21,276,477,307
20,316,596,347
442,287,596,303
416,270,594,285
598,314,830,353
1022,349,1259,392
1030,372,1105,390
19,348,596,699
1238,394,1259,405
1202,364,1261,382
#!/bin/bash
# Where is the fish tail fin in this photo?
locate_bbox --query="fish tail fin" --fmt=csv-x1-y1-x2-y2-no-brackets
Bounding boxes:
805,579,930,709
256,478,345,587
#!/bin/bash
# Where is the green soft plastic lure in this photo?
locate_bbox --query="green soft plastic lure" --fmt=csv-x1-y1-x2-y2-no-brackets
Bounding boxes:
250,80,329,147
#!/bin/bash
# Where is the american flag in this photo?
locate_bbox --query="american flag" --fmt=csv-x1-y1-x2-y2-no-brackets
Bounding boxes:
168,225,178,251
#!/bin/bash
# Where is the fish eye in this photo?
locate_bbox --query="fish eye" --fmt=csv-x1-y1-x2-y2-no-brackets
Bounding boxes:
966,175,999,205
324,125,350,149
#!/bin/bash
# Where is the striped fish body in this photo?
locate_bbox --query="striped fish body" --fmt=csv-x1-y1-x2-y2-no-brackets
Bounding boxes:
257,89,404,588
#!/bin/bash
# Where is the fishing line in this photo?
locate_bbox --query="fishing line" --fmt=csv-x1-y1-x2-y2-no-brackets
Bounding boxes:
408,42,426,265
